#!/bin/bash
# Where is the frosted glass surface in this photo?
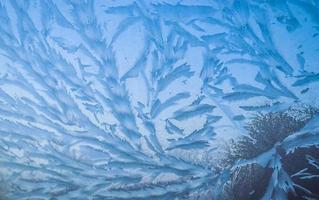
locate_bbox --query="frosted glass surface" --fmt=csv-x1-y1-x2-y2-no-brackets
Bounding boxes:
0,0,319,199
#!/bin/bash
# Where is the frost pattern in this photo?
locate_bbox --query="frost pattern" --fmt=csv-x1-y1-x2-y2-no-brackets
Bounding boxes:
0,0,318,199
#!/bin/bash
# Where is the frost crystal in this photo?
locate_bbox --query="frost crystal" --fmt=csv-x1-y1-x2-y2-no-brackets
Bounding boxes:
0,0,318,199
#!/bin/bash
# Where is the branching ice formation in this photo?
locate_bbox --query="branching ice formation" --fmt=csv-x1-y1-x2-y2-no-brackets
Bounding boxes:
0,0,318,199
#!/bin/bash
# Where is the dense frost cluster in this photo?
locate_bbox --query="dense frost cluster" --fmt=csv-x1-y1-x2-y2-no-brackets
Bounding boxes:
0,0,319,199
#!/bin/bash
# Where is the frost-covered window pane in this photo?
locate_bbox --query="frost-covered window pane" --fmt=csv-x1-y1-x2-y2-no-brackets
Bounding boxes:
0,0,319,199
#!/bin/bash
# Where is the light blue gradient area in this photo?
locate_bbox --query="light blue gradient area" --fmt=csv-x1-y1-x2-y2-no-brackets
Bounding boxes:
0,0,318,199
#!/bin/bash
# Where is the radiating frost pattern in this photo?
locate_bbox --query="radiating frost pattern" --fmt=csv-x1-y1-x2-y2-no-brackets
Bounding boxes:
0,0,319,199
